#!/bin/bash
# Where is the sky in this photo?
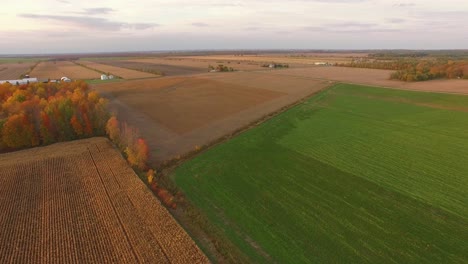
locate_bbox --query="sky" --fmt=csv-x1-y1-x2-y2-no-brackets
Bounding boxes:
1,0,468,54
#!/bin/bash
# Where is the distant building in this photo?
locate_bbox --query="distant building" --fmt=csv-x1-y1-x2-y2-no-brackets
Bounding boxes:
61,77,72,82
0,78,38,85
101,74,108,80
108,75,115,80
314,62,327,66
269,64,276,68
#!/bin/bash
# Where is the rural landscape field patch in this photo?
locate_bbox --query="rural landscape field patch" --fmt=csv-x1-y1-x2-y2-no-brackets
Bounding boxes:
0,62,35,79
94,72,329,162
0,138,208,263
79,60,158,79
30,61,101,80
172,84,468,263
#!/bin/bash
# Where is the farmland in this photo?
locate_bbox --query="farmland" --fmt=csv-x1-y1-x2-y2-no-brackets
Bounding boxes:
94,71,330,163
269,66,468,94
172,84,468,263
30,61,101,80
94,60,206,76
78,60,158,79
0,62,35,79
174,53,357,65
0,137,208,263
127,57,266,71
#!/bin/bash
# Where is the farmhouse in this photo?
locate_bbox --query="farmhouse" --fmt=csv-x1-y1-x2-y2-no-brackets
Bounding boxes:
0,77,38,85
314,62,327,66
61,77,71,82
101,74,109,80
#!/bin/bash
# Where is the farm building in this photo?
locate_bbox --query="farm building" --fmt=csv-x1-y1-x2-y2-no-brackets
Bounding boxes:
61,77,72,82
101,74,109,80
0,78,38,85
108,75,115,79
314,62,328,66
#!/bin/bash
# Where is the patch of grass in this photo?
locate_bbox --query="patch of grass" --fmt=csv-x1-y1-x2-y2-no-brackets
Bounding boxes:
173,84,468,263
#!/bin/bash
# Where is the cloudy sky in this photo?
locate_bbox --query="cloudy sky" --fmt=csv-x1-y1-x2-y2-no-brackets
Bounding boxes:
1,0,467,54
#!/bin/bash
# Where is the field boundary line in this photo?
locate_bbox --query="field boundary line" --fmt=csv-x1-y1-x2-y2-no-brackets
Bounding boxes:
160,81,334,173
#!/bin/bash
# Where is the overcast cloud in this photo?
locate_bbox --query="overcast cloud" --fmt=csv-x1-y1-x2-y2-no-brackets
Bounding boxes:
0,0,467,54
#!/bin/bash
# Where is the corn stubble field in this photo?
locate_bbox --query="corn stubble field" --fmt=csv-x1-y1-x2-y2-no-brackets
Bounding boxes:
0,138,208,263
173,84,468,263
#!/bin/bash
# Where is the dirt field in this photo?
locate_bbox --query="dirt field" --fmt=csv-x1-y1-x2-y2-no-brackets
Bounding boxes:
128,58,266,71
0,62,35,79
173,54,356,65
30,61,101,80
94,72,330,163
96,60,206,76
79,61,158,79
269,67,468,94
0,137,208,263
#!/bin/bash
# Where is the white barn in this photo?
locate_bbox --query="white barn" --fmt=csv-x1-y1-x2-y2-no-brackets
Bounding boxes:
61,77,71,82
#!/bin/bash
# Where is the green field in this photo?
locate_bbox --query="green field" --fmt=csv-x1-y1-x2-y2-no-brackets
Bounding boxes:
173,84,468,263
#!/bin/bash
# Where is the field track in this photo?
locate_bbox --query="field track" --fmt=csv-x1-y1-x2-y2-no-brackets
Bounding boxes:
0,138,209,263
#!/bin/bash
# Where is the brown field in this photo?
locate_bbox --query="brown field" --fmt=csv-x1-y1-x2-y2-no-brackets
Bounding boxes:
128,57,266,71
0,137,208,263
172,54,356,65
0,62,35,79
94,72,330,163
96,60,206,76
79,61,158,79
268,67,468,94
30,61,101,80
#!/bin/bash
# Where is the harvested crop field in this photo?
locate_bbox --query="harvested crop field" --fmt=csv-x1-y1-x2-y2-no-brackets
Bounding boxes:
0,62,35,79
270,67,468,94
173,84,468,263
30,61,101,80
0,137,208,263
95,60,205,76
174,54,355,65
128,58,265,71
94,72,330,163
78,61,158,79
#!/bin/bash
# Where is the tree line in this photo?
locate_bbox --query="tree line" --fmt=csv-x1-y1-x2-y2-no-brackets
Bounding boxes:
0,81,108,149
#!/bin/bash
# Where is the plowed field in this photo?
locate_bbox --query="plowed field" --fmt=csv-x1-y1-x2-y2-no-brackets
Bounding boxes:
94,72,330,163
127,58,265,71
174,54,354,65
79,61,158,79
0,62,35,79
0,137,209,264
95,60,206,76
30,61,101,80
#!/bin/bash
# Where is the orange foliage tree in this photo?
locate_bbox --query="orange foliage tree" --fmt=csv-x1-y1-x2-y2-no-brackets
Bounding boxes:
105,116,150,170
0,81,109,150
